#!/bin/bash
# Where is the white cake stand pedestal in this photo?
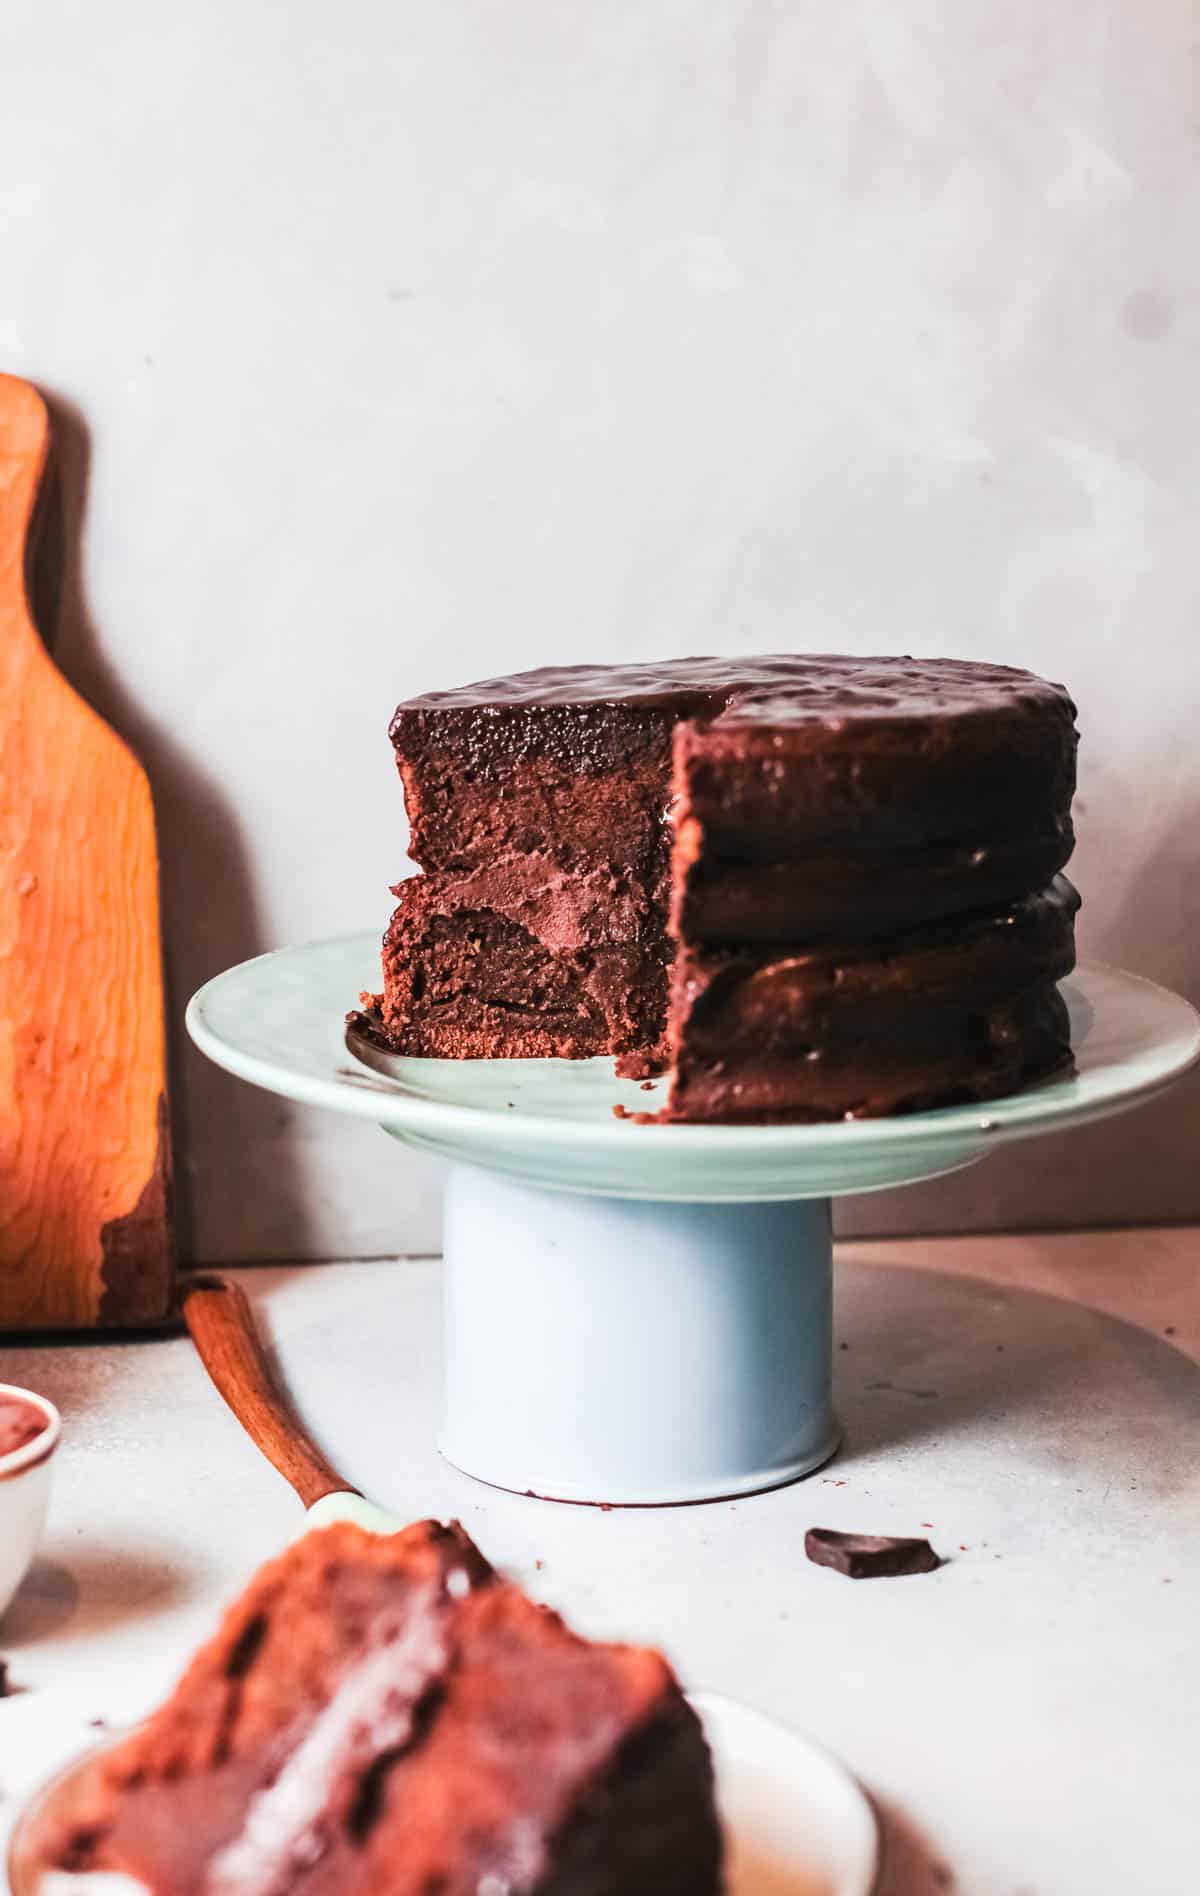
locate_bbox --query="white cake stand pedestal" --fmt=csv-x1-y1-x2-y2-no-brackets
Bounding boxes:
441,1173,836,1502
188,940,1199,1506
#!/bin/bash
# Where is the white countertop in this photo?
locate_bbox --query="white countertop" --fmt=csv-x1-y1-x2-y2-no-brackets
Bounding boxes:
1,1229,1197,1894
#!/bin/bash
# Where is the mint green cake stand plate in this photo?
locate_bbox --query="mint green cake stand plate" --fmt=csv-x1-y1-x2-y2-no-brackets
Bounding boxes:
188,942,1199,1506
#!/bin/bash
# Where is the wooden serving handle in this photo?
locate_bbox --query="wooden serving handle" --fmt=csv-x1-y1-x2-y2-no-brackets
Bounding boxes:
0,375,174,1327
181,1273,355,1509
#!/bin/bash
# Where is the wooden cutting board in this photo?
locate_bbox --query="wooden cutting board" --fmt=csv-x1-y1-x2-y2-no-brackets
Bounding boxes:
0,373,174,1327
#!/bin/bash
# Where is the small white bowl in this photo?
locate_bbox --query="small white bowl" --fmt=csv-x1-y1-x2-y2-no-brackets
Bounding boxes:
0,1383,61,1622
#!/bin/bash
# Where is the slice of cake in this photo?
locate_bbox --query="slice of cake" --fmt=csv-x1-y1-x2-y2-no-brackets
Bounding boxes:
366,654,1079,1119
38,1520,722,1895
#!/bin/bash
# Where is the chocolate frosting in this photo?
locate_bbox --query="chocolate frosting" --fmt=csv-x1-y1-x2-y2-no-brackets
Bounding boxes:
395,653,1073,724
667,880,1078,1121
672,822,1075,944
390,853,653,951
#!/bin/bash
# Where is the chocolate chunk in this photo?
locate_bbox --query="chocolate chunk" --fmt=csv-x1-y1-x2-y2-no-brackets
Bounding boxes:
0,1659,8,1697
805,1528,942,1579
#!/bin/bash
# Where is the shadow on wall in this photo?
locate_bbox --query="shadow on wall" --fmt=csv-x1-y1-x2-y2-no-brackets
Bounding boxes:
31,389,314,1266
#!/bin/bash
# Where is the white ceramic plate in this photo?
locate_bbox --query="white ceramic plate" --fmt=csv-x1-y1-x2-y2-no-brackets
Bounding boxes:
696,1692,879,1895
186,938,1200,1200
8,1694,878,1896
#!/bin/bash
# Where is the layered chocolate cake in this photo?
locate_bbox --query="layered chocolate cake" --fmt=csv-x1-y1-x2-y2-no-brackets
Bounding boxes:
38,1519,722,1893
368,655,1079,1120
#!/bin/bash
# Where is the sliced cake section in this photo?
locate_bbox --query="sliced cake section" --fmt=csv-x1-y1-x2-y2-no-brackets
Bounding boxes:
381,666,701,1065
663,659,1078,1118
38,1520,722,1896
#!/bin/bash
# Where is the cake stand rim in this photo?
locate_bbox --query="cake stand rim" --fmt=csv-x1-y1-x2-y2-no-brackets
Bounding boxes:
185,940,1200,1177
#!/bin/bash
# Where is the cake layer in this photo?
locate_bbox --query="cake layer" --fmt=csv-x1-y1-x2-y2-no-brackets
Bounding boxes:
392,655,1077,873
43,1522,722,1895
391,692,678,883
377,875,668,1063
666,879,1079,1122
672,819,1075,946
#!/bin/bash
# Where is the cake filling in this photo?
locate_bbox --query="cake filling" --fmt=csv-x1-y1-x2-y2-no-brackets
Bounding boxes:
207,1589,452,1895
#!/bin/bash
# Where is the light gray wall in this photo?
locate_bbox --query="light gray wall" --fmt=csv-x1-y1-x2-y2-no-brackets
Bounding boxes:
3,0,1197,1258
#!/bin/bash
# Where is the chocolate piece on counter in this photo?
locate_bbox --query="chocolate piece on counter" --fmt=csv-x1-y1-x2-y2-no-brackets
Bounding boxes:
0,1658,9,1697
805,1528,943,1579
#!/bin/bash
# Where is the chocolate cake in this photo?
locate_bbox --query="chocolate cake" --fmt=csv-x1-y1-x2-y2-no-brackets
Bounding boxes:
39,1519,722,1894
369,655,1079,1119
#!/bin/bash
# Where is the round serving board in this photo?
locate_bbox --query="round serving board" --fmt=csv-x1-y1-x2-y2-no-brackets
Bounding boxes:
187,936,1200,1203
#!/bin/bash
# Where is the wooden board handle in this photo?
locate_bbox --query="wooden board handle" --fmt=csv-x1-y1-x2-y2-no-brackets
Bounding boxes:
181,1273,355,1510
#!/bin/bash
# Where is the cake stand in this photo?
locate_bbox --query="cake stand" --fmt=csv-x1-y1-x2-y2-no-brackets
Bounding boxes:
187,939,1200,1507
